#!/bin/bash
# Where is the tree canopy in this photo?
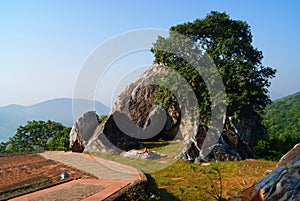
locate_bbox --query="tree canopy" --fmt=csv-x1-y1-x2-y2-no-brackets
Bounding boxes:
254,92,300,160
152,11,276,120
0,120,70,154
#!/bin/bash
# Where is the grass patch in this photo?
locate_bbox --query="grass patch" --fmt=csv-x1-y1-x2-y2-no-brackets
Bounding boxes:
90,141,277,200
89,140,183,173
143,140,183,156
147,159,276,200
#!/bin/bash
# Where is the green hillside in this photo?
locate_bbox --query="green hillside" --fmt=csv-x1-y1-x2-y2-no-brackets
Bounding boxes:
255,92,300,160
263,92,300,137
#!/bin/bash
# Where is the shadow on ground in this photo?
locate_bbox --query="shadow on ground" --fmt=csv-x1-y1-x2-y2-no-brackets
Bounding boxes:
146,174,178,201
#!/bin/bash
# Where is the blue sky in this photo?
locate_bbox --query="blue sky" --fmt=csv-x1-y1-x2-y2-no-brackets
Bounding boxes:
0,0,299,107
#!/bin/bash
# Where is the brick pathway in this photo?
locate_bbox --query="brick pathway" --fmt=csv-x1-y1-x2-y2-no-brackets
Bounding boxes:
39,151,137,180
10,151,144,201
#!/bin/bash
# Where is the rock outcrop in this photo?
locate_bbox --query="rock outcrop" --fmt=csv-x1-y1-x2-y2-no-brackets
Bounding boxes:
84,112,141,154
71,65,263,161
110,65,181,141
231,109,267,149
179,122,254,162
276,143,300,168
83,65,180,153
69,111,99,152
238,144,300,201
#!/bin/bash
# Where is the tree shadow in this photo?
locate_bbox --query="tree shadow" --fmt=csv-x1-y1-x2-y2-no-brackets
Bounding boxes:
146,174,179,201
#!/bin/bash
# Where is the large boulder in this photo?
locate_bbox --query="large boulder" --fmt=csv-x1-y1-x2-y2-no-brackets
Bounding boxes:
230,109,267,149
277,143,300,167
237,144,300,201
84,112,141,153
69,111,99,152
110,65,181,141
84,66,181,153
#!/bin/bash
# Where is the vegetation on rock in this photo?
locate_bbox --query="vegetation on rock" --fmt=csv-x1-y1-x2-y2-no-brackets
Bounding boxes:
98,114,108,124
151,11,276,121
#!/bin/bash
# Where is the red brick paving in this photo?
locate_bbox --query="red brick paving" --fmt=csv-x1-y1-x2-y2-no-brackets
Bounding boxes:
1,152,143,201
10,179,132,201
0,153,95,195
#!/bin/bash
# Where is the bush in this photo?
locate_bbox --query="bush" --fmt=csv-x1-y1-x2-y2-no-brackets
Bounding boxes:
98,114,108,124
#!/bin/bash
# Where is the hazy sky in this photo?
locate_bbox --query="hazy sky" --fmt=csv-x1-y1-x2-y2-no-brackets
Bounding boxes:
0,1,299,107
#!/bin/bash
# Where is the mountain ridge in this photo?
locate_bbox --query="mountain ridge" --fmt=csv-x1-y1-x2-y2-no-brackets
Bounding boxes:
0,98,110,142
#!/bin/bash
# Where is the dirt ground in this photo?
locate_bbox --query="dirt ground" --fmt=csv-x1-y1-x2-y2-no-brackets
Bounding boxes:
0,153,97,199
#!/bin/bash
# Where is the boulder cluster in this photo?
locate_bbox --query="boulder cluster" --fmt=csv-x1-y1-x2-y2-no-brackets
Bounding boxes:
70,65,264,161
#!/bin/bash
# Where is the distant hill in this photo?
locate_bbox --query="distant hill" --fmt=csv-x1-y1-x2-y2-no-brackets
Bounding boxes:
0,98,110,142
255,92,300,160
262,91,300,138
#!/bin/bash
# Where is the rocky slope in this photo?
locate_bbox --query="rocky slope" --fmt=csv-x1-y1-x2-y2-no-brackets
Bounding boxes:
71,65,265,161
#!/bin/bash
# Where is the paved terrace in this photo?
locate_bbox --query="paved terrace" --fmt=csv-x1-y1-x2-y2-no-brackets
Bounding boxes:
10,151,145,201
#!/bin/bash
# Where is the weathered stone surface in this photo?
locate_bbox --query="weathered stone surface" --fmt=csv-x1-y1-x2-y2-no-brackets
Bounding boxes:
121,148,161,160
236,147,300,201
277,143,300,167
82,65,182,154
251,154,300,200
69,111,99,151
230,110,267,148
84,112,141,154
179,123,254,162
110,65,181,141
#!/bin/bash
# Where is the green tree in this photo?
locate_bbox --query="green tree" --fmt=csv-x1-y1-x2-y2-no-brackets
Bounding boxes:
0,142,7,153
152,11,276,120
4,120,69,153
98,114,108,124
47,127,71,151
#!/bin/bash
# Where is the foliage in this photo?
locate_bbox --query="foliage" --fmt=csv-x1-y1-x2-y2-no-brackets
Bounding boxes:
98,114,108,124
151,11,276,121
0,142,8,153
47,127,71,151
262,92,300,139
254,92,300,160
0,120,71,154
